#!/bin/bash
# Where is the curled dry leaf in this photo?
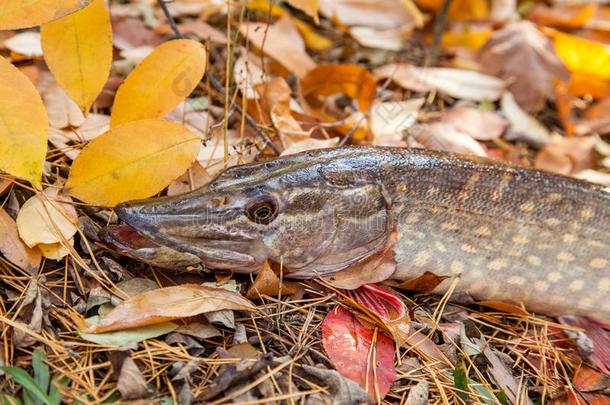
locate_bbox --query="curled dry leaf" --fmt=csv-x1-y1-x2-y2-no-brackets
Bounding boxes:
441,105,507,141
0,0,93,30
239,15,315,78
86,284,256,333
111,39,207,127
48,113,110,160
0,55,48,188
3,31,43,57
500,92,550,147
409,122,488,157
245,262,299,299
478,21,569,112
66,119,201,207
299,63,376,112
370,99,423,146
117,356,151,400
534,134,596,175
321,306,396,401
41,0,112,112
234,52,268,100
319,0,422,31
41,81,86,129
16,187,78,260
0,207,41,272
375,63,504,101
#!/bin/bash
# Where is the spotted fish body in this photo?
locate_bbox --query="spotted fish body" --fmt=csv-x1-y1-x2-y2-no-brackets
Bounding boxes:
112,147,610,323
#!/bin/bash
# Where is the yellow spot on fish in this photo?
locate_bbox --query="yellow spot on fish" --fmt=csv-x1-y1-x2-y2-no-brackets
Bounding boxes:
512,234,528,244
414,251,431,267
569,279,584,291
590,258,607,269
441,222,459,231
488,258,508,271
450,261,464,274
519,201,535,212
545,218,560,226
546,193,562,202
396,184,407,193
492,173,512,201
579,298,593,310
562,234,577,243
527,256,542,266
600,278,610,291
579,208,594,219
435,241,447,252
547,272,562,282
458,173,480,200
405,213,419,224
475,226,491,236
461,243,477,254
534,281,549,292
507,276,525,285
427,186,439,195
557,252,576,262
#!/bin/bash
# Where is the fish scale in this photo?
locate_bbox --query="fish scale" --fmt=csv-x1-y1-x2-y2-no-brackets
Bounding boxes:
108,146,610,323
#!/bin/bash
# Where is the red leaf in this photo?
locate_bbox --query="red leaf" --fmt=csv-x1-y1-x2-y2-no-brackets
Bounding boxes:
321,306,396,401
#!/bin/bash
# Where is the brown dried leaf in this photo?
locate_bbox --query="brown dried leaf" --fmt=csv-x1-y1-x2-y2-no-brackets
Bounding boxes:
409,122,487,157
239,15,315,78
245,262,298,299
393,271,448,292
478,21,569,111
370,99,423,146
441,105,507,141
535,134,596,175
0,207,41,273
87,284,256,333
117,357,151,400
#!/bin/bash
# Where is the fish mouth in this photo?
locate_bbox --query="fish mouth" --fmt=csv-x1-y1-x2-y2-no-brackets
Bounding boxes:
106,195,267,273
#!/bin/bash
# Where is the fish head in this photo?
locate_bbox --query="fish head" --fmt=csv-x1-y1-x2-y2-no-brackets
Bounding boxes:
107,148,393,277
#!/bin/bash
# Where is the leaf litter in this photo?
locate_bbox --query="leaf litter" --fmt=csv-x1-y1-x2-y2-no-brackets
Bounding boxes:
0,0,609,403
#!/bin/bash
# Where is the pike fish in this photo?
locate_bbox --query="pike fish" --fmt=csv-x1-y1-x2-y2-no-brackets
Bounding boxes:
103,147,610,324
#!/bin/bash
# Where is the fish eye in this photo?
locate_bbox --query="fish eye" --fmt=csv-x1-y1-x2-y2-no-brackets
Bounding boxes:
246,198,278,225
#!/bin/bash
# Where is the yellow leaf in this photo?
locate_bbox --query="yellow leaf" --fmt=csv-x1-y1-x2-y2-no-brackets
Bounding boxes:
111,39,206,127
0,0,92,29
41,0,112,113
293,18,333,51
552,31,610,80
285,0,319,22
66,119,201,206
16,188,78,260
0,56,48,188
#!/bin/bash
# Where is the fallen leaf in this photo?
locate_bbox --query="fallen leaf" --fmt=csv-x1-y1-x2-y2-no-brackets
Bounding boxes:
285,0,319,22
409,122,488,157
87,284,256,333
301,365,371,404
528,3,596,29
281,137,339,156
41,81,86,129
111,39,207,127
573,365,610,392
552,30,610,83
174,322,221,340
300,64,376,113
112,17,163,51
117,357,151,400
478,21,569,111
574,169,610,186
0,207,41,273
322,306,396,401
535,134,596,175
66,119,201,206
575,97,610,136
292,18,333,51
233,52,268,100
370,99,424,146
48,113,110,160
41,0,112,112
79,317,178,347
0,55,48,188
167,162,211,197
0,0,93,29
16,188,78,259
245,262,298,299
375,63,504,101
239,15,315,78
165,99,212,137
349,25,414,51
393,271,448,292
319,0,421,31
405,380,429,405
477,300,530,317
500,92,550,147
441,105,507,141
3,31,43,57
170,21,227,44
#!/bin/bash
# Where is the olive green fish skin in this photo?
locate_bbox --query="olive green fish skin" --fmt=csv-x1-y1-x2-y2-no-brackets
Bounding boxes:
115,147,610,323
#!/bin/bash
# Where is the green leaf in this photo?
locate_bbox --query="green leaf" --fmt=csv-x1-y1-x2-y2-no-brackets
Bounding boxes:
468,378,495,405
496,391,510,405
32,350,50,395
48,376,68,405
0,366,51,405
1,394,23,405
453,361,470,403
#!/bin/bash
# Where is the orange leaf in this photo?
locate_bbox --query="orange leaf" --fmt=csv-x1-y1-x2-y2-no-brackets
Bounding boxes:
87,284,256,333
245,262,299,299
322,306,396,401
528,4,596,30
0,207,41,272
394,271,448,292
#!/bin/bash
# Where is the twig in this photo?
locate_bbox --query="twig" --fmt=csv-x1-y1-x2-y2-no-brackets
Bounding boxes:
427,0,452,66
157,0,282,155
